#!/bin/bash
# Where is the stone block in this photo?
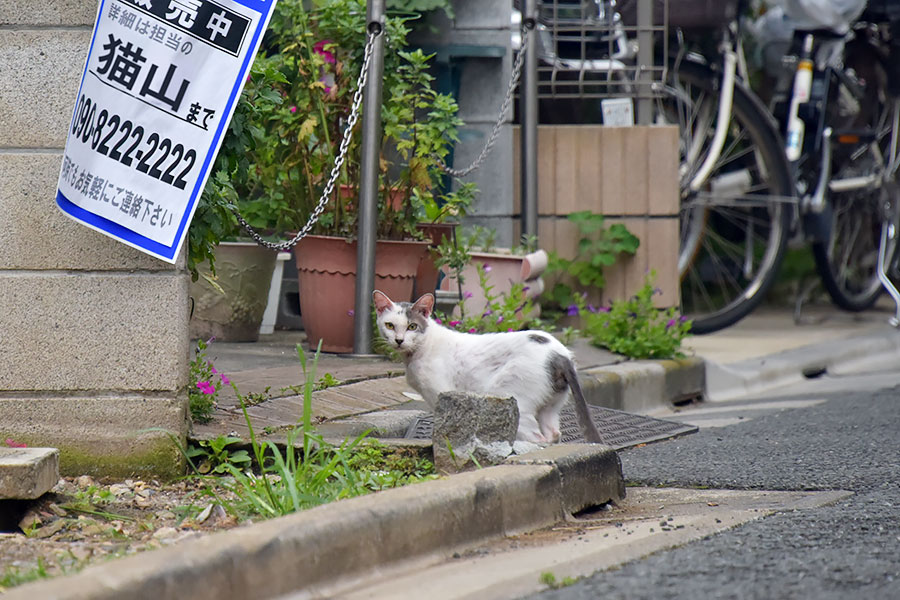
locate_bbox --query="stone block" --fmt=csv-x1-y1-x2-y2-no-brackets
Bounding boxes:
0,447,59,499
0,152,186,270
0,271,189,392
0,1,97,26
433,392,518,473
1,396,187,479
456,57,512,122
455,124,515,217
0,29,90,148
454,0,512,29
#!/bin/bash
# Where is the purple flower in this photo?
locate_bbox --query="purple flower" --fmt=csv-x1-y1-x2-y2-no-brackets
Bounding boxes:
463,291,473,299
220,374,230,386
206,336,216,345
347,309,354,317
666,318,677,329
209,363,217,374
566,304,579,316
507,328,515,332
196,381,216,395
599,306,611,313
468,328,477,333
434,318,442,325
587,304,599,314
654,287,663,295
483,309,493,316
496,315,504,324
680,315,688,322
483,264,492,273
449,320,462,327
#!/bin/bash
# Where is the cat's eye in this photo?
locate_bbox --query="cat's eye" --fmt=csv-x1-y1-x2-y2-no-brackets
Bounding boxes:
407,323,418,330
385,322,395,330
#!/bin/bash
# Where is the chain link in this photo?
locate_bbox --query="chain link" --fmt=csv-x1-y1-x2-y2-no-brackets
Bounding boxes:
436,25,532,178
231,31,378,251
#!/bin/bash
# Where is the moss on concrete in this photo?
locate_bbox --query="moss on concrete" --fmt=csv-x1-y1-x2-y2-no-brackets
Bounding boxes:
10,434,186,481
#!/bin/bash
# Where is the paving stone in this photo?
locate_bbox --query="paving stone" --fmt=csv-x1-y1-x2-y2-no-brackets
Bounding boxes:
0,447,60,499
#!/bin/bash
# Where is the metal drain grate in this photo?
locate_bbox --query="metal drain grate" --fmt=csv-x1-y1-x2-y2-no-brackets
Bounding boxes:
405,404,697,450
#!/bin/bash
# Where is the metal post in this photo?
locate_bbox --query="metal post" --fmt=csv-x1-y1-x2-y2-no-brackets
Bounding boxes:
352,0,385,355
636,0,653,125
521,0,538,241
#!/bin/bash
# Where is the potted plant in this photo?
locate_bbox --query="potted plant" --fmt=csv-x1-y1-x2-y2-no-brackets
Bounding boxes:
189,0,474,352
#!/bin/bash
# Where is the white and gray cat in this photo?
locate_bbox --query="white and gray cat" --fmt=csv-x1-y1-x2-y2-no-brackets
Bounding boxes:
373,290,603,444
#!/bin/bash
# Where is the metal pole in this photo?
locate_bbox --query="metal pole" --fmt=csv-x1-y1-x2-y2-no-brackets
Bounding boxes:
636,0,653,125
352,0,385,355
520,0,539,241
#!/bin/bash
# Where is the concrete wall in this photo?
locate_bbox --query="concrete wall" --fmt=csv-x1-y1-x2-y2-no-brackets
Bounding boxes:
411,0,518,246
0,1,190,478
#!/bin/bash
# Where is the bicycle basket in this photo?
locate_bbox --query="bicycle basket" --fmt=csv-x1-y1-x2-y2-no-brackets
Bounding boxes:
617,0,738,29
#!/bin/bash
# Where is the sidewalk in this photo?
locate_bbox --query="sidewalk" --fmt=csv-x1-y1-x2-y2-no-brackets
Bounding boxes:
10,302,900,600
195,301,900,443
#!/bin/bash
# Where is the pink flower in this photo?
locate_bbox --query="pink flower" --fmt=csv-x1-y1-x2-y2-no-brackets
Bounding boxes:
463,291,473,299
314,39,336,64
196,381,216,395
347,309,354,316
4,439,26,448
220,374,230,386
290,106,297,114
468,328,477,333
507,328,515,332
209,363,217,374
434,318,442,324
483,265,492,273
449,320,462,327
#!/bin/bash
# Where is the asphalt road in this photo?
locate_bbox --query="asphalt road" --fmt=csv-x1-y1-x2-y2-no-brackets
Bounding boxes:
525,369,900,600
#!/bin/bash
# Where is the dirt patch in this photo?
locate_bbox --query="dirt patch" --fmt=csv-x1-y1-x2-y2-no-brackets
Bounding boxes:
0,475,241,591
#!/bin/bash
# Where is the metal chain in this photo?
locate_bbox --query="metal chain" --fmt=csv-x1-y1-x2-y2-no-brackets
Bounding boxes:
231,31,378,251
436,25,532,178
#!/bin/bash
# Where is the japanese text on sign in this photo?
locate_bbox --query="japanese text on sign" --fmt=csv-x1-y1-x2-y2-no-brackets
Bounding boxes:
56,0,276,263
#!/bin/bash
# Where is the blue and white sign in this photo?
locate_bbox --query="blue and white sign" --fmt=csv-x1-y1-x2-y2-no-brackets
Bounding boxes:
56,0,277,263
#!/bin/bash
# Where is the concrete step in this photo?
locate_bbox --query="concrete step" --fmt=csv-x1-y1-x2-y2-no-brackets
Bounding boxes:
0,447,59,500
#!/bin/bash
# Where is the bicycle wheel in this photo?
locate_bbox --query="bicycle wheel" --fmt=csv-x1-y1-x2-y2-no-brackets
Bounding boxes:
657,60,794,334
811,38,894,311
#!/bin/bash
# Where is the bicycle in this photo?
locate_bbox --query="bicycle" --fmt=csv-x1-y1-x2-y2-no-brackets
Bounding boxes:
532,0,796,332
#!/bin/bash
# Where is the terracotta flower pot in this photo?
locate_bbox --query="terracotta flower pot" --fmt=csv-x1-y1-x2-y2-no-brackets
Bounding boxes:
295,235,430,353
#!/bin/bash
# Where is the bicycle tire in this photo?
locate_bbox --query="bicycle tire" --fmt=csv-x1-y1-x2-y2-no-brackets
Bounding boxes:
657,60,794,334
810,37,892,311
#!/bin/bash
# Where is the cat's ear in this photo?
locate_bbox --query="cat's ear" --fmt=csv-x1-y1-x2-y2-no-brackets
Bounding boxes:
372,290,394,315
412,293,435,318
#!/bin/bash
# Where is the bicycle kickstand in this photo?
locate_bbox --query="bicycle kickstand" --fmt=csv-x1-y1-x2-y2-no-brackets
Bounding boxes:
877,207,900,328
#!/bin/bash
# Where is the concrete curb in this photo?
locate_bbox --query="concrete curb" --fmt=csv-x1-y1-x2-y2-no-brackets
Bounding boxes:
704,329,900,401
5,445,624,600
580,357,705,413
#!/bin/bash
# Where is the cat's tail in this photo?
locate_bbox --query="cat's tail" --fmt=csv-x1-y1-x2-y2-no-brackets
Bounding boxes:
562,360,604,444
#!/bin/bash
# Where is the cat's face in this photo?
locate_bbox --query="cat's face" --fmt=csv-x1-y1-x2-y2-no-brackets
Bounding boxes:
373,291,434,355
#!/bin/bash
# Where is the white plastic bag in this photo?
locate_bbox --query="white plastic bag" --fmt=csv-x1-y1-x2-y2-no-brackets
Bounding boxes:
773,0,866,33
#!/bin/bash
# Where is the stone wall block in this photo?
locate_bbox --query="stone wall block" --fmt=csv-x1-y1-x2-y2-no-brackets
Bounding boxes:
0,272,189,392
0,29,90,148
0,1,97,26
0,153,186,270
